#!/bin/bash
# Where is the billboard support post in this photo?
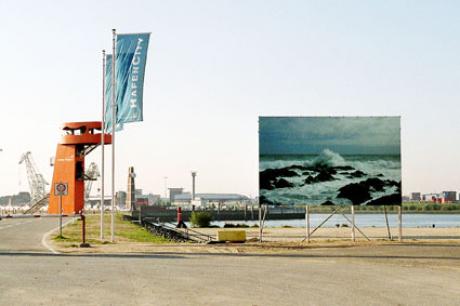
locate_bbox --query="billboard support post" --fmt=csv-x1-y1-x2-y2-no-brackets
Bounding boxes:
305,206,310,243
398,205,403,241
302,207,340,242
351,205,356,242
258,204,262,242
383,205,392,240
341,213,370,241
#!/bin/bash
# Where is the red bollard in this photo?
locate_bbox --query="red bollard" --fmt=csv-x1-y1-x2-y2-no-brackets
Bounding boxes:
176,207,187,228
80,214,90,248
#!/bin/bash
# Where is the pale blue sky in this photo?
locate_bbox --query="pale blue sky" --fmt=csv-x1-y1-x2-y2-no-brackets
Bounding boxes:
0,0,459,197
260,117,400,155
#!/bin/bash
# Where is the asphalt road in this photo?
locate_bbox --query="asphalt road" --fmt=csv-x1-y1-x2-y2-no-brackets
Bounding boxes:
0,216,65,252
1,252,460,306
1,217,460,305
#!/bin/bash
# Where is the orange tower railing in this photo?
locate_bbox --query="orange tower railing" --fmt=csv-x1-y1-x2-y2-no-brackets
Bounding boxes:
48,121,111,214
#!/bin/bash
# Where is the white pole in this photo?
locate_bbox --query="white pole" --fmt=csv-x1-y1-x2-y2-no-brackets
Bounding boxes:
110,29,117,242
258,204,262,242
398,205,402,241
305,205,310,243
100,49,106,240
383,205,392,240
351,205,356,242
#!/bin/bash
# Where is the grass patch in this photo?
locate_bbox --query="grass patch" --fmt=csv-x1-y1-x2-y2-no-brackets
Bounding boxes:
58,214,170,244
52,235,70,241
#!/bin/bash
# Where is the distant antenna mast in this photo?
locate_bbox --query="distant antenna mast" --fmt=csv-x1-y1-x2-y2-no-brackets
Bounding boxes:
191,171,197,201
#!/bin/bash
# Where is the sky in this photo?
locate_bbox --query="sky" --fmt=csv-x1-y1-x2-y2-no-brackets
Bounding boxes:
260,117,400,155
0,0,459,197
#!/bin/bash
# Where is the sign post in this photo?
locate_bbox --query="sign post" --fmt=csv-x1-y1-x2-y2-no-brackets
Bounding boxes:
54,182,68,237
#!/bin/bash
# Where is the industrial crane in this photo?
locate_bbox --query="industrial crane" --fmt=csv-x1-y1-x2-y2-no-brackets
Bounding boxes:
84,162,100,199
19,151,49,206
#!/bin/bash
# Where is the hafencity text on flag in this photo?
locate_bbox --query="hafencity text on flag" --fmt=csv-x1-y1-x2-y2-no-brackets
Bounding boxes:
104,32,150,132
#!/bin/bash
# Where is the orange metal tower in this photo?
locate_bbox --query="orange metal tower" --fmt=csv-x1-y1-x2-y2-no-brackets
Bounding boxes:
48,122,111,215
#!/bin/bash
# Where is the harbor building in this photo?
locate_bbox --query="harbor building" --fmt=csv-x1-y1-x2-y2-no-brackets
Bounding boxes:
411,192,421,201
442,191,457,203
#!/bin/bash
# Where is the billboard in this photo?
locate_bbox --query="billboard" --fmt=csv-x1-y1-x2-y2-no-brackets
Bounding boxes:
259,117,401,206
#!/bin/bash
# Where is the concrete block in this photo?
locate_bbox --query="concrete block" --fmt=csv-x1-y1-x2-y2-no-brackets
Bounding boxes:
217,230,246,242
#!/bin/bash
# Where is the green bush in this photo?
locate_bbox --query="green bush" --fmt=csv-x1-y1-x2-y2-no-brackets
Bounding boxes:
190,211,212,228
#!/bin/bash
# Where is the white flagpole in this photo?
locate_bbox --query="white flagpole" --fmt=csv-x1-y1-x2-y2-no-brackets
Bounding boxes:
100,49,106,240
111,29,117,242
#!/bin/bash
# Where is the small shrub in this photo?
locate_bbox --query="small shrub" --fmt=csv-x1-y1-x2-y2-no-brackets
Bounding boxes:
224,223,250,228
190,211,212,227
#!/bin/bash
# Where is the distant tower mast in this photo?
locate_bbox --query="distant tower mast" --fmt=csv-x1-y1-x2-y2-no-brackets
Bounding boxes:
191,171,197,201
127,167,136,211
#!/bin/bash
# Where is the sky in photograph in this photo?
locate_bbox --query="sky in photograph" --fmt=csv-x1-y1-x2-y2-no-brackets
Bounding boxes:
260,117,400,155
0,0,459,197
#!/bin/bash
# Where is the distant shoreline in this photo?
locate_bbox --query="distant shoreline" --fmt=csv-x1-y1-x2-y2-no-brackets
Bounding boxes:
306,210,460,215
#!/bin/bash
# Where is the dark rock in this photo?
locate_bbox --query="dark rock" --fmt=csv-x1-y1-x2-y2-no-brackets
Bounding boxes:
347,170,367,178
337,178,402,205
321,200,335,205
385,180,400,188
286,165,310,171
337,182,372,204
259,195,274,205
376,173,384,177
315,170,335,182
304,175,315,184
334,165,354,171
259,168,298,190
273,178,294,189
259,178,274,190
303,171,335,185
366,193,402,206
364,178,386,192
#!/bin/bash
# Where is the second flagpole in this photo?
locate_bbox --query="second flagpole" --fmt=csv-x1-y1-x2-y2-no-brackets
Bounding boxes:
111,29,117,242
100,49,106,240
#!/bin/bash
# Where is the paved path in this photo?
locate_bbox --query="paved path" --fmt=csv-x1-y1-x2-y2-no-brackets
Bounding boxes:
0,216,66,252
1,217,460,305
0,251,460,306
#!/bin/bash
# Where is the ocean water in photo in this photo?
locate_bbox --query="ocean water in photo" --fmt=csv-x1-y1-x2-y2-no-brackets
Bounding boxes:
260,149,401,205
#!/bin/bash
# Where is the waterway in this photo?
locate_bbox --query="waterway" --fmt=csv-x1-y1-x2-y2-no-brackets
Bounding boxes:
202,213,460,228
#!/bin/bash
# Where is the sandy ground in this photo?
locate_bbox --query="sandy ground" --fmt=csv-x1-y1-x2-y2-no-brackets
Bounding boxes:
197,226,460,241
50,226,460,255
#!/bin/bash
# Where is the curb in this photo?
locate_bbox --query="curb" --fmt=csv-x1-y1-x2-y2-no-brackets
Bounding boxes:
41,217,78,254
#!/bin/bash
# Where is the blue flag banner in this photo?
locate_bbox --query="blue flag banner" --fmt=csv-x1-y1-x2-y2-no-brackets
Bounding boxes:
104,54,123,132
104,54,113,132
115,33,150,125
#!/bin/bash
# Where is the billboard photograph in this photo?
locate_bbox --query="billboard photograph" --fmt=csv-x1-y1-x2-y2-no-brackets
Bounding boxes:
259,117,401,206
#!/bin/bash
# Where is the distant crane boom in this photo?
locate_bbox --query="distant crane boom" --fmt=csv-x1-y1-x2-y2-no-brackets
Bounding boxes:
19,151,49,206
84,162,100,199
